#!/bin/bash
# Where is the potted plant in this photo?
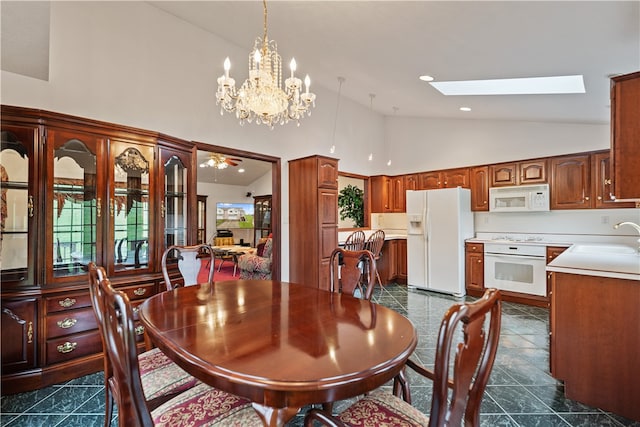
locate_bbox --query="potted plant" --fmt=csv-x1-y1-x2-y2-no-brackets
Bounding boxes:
338,184,365,227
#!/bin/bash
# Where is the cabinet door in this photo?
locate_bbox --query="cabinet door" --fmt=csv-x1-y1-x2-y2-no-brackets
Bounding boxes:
611,72,640,200
592,152,636,208
396,239,407,283
404,174,418,191
443,168,470,188
418,171,441,190
319,189,338,291
550,155,592,209
196,195,207,244
391,176,405,212
1,123,40,287
157,146,191,269
520,160,547,184
465,243,484,292
489,163,518,187
317,157,338,189
109,139,155,275
46,128,106,284
370,176,392,213
546,246,567,302
1,298,37,374
470,166,489,211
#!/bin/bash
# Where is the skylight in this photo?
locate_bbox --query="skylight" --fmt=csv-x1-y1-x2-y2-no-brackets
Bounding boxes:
429,75,585,96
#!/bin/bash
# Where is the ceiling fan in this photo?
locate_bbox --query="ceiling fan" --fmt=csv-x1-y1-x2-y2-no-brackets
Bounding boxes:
199,153,243,169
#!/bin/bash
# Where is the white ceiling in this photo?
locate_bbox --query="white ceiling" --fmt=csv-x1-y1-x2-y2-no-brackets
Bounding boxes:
196,150,272,186
2,1,639,185
149,1,640,124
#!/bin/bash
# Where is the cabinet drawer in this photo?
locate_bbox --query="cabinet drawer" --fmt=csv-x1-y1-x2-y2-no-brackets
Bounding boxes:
465,242,484,254
46,307,98,339
117,282,156,301
46,330,102,365
46,292,92,313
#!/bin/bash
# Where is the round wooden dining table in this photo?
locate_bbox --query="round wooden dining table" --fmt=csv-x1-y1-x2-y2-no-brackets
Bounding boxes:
139,280,417,426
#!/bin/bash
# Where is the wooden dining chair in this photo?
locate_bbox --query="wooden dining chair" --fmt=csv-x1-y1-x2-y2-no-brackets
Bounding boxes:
98,273,263,426
329,247,378,300
161,244,215,291
88,263,200,427
304,288,502,427
343,230,366,251
365,229,385,288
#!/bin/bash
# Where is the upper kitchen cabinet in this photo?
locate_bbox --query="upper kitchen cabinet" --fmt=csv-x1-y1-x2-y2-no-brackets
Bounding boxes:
370,175,393,212
417,168,470,190
592,151,636,209
550,154,591,209
490,160,547,187
610,71,640,201
404,174,418,191
470,166,489,211
0,119,41,288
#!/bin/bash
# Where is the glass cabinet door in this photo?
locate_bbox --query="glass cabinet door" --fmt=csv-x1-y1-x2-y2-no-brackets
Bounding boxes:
160,148,189,264
0,124,39,287
46,129,104,283
109,140,154,274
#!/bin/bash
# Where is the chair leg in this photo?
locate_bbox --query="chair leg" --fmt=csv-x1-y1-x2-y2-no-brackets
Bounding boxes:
104,386,114,427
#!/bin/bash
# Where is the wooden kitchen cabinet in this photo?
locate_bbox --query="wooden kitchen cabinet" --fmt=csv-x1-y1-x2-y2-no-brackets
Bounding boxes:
610,71,640,201
417,168,470,190
465,242,484,296
550,272,640,421
490,160,547,187
545,246,567,300
371,175,405,212
550,154,592,209
396,239,407,283
470,166,489,211
592,151,636,208
289,155,339,291
404,174,418,191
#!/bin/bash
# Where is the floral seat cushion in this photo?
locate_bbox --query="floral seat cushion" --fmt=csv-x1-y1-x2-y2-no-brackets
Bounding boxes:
336,390,430,427
139,347,200,400
152,382,263,426
238,238,273,280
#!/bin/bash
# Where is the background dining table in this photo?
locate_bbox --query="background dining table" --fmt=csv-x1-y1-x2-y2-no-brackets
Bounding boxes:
139,279,417,426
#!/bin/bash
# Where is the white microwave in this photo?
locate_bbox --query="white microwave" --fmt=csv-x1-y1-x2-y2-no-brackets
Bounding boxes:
489,184,550,212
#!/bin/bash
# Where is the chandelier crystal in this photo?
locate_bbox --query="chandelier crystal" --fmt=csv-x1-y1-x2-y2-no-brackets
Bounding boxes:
216,0,316,128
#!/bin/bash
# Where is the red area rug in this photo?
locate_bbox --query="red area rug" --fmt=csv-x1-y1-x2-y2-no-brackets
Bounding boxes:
197,259,239,282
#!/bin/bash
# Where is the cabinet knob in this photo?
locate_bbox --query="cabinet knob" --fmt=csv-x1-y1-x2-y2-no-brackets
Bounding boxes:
477,259,482,263
133,287,147,296
597,196,602,200
135,325,145,336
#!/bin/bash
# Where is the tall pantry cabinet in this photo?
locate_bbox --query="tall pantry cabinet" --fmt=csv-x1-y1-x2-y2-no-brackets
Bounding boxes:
289,155,339,291
1,106,196,393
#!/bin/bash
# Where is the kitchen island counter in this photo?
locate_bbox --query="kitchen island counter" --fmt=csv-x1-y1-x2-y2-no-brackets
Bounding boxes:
547,243,640,281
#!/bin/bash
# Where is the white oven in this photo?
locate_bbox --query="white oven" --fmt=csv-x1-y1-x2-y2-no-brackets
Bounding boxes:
484,243,547,296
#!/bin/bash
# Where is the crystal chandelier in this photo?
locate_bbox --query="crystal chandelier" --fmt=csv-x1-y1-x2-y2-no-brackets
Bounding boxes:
216,0,316,128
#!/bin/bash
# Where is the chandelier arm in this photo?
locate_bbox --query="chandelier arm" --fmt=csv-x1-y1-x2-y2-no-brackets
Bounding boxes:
262,0,269,56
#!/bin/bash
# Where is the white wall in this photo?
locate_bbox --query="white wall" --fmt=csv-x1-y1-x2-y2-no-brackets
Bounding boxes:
1,1,628,280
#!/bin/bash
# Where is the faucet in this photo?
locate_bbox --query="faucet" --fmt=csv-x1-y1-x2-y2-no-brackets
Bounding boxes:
613,222,640,252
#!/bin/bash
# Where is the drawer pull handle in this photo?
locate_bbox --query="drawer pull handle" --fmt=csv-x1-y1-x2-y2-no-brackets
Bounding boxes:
135,325,145,336
59,298,77,308
132,306,139,314
57,318,77,329
57,341,77,354
133,288,147,296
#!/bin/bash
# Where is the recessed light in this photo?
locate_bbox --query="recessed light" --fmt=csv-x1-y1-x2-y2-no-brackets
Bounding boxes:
460,107,471,112
419,75,434,82
429,75,585,96
238,168,245,173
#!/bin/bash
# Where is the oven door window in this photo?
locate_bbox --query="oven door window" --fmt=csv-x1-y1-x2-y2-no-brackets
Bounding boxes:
494,261,533,283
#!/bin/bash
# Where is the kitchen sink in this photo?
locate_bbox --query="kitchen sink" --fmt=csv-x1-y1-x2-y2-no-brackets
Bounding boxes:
569,244,638,255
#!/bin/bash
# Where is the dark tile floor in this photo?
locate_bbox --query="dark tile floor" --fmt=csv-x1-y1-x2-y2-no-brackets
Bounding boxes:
2,284,638,426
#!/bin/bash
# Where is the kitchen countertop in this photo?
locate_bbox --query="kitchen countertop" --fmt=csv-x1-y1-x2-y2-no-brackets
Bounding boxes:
546,243,640,281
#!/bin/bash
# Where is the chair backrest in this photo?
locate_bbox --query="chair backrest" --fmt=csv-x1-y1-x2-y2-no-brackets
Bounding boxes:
365,230,385,259
101,276,154,426
88,262,111,375
429,288,502,427
329,247,377,300
343,230,366,251
261,237,274,259
161,244,215,291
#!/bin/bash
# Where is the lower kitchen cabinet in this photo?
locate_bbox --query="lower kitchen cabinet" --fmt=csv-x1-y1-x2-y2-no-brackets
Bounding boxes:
550,272,640,421
464,242,484,296
375,239,407,285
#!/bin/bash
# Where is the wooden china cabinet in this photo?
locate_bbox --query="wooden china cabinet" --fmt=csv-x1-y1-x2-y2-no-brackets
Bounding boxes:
253,195,272,246
0,106,196,393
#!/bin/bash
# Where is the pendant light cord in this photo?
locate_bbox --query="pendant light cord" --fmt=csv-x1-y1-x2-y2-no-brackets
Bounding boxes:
331,77,345,152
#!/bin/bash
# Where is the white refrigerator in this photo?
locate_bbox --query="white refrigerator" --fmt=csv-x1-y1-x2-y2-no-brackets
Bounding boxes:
406,187,474,296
